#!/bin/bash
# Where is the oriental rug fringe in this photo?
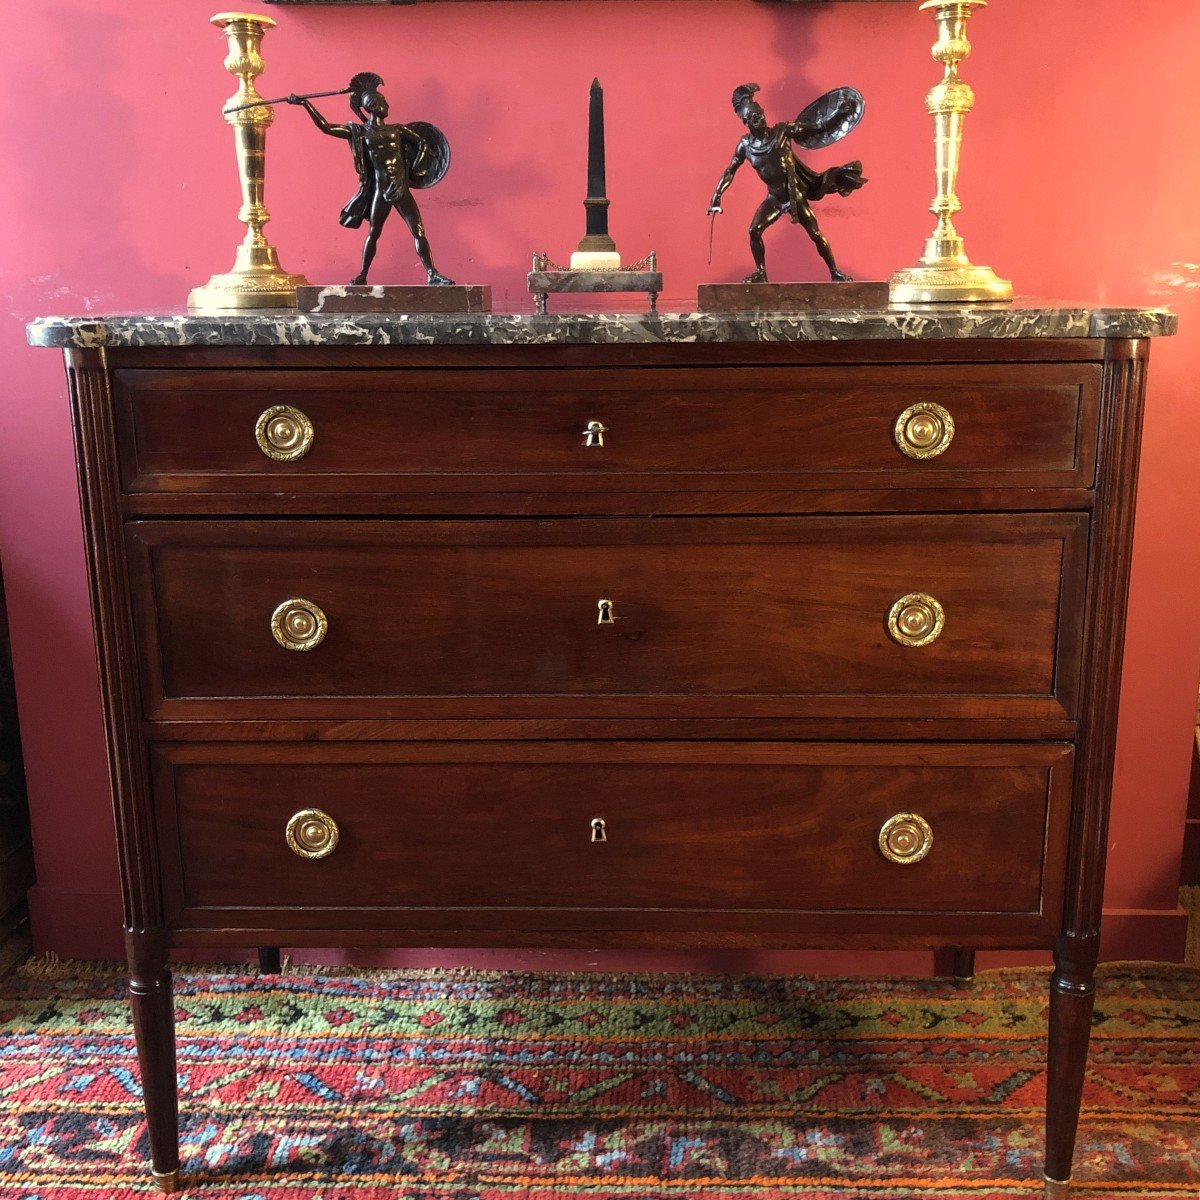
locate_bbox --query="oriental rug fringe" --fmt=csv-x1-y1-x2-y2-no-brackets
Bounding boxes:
0,961,1197,1198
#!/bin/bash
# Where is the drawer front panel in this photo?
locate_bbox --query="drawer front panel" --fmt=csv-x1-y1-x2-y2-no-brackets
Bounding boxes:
128,515,1086,722
154,742,1072,926
115,364,1100,495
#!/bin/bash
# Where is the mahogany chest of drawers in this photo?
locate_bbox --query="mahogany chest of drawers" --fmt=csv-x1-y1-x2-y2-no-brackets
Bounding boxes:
33,307,1173,1197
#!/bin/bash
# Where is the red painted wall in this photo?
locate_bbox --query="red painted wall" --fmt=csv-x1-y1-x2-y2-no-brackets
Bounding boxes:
1,0,1196,969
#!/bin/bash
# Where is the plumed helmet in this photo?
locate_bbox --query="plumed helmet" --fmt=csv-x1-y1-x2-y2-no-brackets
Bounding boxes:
349,71,385,118
732,82,761,115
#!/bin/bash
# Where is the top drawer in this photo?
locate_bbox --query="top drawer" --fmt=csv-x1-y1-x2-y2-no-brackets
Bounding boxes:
114,364,1100,497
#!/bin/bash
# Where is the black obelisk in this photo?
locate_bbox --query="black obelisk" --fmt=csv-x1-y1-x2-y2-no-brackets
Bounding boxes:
572,77,620,267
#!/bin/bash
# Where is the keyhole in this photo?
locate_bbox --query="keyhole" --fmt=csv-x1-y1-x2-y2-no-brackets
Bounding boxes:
597,599,616,625
591,817,607,843
583,420,607,448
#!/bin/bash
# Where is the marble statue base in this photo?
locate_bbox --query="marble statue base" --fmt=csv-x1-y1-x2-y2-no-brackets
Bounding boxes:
698,281,890,312
295,285,492,315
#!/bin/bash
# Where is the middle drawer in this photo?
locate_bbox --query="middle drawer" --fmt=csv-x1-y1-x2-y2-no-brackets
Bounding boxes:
128,515,1085,723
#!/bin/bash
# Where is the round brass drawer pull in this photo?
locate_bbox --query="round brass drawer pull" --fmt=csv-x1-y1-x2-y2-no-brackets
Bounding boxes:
270,598,327,652
895,401,954,460
286,808,339,860
886,592,945,648
878,812,934,865
256,404,314,461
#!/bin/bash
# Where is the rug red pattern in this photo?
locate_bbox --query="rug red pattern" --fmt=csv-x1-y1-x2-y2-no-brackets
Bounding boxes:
0,962,1196,1197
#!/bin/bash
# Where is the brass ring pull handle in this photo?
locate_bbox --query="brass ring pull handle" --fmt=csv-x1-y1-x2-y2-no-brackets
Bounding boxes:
895,401,954,460
271,598,327,652
887,592,945,648
583,420,608,448
256,404,314,461
878,812,934,865
286,808,339,860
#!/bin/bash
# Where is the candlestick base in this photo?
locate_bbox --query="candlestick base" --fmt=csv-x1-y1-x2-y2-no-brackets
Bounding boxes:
889,261,1012,304
188,243,308,311
188,274,309,311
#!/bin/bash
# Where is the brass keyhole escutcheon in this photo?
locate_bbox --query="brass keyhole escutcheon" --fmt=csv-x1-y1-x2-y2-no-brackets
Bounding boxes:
886,592,945,648
895,402,954,460
591,817,607,843
878,812,933,865
583,420,608,448
597,599,616,625
256,404,314,461
286,808,340,860
271,598,328,652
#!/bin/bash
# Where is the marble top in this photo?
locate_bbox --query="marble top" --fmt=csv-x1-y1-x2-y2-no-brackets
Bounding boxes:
26,302,1176,349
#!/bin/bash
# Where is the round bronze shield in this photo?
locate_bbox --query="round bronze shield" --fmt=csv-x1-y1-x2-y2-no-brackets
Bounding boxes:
408,121,451,189
794,87,865,150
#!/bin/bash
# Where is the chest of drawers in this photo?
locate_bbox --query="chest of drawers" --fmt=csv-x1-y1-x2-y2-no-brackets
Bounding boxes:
33,306,1174,1197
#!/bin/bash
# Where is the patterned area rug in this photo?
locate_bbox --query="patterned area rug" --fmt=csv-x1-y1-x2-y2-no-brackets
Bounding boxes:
0,961,1197,1198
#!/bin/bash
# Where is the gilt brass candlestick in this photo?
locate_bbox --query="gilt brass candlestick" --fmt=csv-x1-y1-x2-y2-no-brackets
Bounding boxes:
889,0,1012,304
188,11,308,311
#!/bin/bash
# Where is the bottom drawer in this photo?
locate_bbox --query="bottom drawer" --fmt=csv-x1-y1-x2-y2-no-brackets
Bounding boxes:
153,742,1072,930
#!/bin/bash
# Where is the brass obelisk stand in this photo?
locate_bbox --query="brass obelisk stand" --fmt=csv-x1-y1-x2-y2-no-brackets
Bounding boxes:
188,12,308,311
889,0,1012,304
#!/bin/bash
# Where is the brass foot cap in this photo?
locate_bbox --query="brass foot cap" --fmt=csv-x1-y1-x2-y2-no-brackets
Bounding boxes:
152,1168,181,1193
1044,1176,1070,1199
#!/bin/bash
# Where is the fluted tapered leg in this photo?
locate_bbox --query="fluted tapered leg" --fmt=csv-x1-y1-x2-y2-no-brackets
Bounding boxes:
1044,933,1098,1198
127,932,180,1193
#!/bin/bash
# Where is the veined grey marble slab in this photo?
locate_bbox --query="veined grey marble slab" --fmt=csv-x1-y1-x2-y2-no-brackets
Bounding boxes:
27,303,1177,349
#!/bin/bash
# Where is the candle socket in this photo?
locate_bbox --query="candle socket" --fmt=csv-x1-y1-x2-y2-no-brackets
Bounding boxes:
889,0,1011,304
188,11,308,311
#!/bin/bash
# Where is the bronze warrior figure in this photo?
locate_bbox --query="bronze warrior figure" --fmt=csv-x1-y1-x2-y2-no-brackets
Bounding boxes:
289,72,454,286
708,83,866,284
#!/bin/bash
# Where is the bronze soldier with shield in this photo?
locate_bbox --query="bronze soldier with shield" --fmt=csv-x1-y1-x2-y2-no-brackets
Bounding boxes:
288,72,454,286
708,83,867,284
